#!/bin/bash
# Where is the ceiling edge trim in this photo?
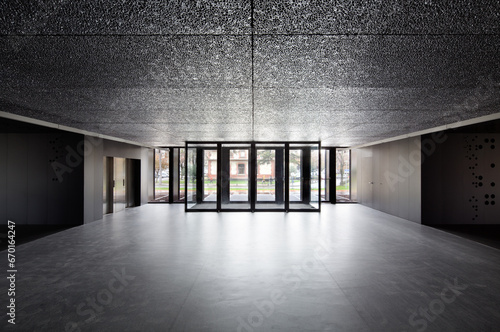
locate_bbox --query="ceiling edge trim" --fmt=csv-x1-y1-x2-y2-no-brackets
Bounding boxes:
0,111,153,148
352,112,500,149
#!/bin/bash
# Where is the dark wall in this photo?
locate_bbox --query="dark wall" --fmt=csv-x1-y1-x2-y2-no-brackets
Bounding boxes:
0,134,6,224
422,132,500,225
0,118,154,226
126,158,141,207
356,137,422,223
0,129,84,226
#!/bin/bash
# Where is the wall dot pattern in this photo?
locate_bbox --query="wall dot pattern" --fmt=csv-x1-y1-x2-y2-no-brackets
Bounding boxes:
48,135,66,182
464,134,499,222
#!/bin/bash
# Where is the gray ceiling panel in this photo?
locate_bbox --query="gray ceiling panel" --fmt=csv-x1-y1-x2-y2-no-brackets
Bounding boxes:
253,128,322,142
254,0,500,34
1,2,499,147
0,87,252,116
3,1,498,36
1,35,251,88
0,87,253,145
254,35,500,89
254,87,500,112
0,0,251,35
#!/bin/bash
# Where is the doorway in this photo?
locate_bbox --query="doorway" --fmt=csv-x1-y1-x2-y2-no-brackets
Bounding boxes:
255,145,285,210
287,145,320,210
185,142,320,212
221,145,251,210
114,157,126,213
186,145,218,211
103,157,140,214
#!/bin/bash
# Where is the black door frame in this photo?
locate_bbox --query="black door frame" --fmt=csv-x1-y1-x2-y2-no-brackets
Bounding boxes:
322,147,355,204
253,146,285,210
185,141,321,212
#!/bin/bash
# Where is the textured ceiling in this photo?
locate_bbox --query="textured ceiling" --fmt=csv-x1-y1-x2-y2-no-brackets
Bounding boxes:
1,1,499,147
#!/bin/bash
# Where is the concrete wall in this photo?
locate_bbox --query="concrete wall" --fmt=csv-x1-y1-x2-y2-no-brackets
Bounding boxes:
422,132,500,225
355,137,422,223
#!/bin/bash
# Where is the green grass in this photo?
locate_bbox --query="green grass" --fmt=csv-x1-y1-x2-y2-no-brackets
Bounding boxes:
229,179,251,185
336,185,350,191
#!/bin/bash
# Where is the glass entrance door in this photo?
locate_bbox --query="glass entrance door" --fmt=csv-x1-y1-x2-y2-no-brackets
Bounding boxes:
288,149,302,202
186,147,197,209
153,149,169,202
186,145,218,211
203,149,218,203
255,145,285,210
288,145,320,211
320,148,331,202
221,145,251,210
185,142,320,212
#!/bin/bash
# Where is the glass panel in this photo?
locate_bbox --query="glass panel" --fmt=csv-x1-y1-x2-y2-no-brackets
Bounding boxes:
256,147,285,210
257,149,275,201
289,149,302,202
154,149,169,202
336,149,351,202
229,149,249,202
186,148,197,208
182,142,321,212
176,148,186,202
320,149,330,201
203,150,217,202
288,144,320,211
310,146,320,209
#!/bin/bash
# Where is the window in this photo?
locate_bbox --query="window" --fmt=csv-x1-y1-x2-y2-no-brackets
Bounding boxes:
210,160,217,175
238,163,245,175
153,149,169,202
336,149,354,202
259,162,272,175
185,142,321,212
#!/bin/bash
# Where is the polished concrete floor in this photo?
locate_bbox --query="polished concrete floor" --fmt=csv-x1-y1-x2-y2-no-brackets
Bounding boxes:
2,204,500,331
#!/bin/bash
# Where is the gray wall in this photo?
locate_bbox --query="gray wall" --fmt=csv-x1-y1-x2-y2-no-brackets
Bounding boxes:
355,137,422,223
0,132,84,225
422,133,500,225
83,136,154,224
103,139,154,206
83,136,104,224
144,148,154,202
